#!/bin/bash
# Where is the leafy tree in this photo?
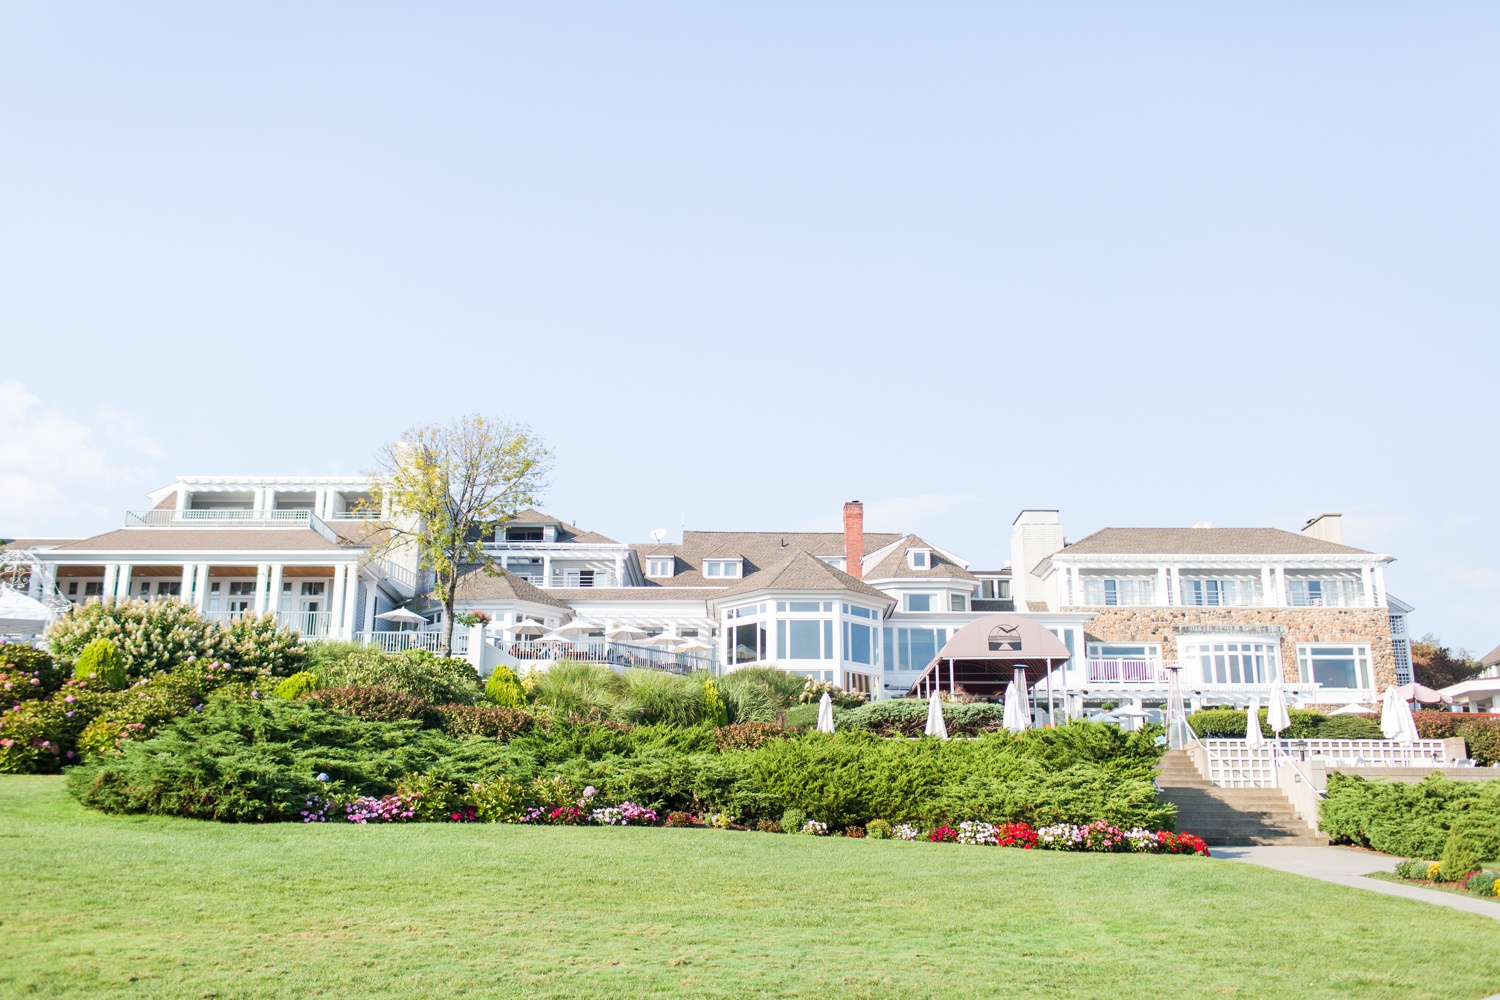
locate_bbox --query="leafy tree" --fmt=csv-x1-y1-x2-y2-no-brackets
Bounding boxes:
1412,634,1484,690
369,415,552,656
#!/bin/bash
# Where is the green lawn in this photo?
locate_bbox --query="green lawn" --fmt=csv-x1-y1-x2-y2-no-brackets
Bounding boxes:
3,776,1498,999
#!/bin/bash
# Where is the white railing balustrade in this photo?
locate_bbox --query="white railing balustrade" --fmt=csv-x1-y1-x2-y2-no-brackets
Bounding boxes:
1086,659,1175,683
1200,737,1450,788
126,509,316,527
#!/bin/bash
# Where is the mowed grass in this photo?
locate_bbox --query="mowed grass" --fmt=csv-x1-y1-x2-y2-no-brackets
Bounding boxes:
3,777,1498,999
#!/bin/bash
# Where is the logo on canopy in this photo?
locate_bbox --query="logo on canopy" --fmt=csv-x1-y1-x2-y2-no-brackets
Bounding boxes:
988,624,1023,652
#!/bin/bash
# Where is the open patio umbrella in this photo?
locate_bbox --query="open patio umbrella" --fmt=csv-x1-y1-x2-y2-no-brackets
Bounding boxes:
1329,702,1376,716
510,620,548,637
604,624,647,642
924,690,948,739
638,631,684,648
550,620,599,637
675,638,714,653
816,691,835,734
1267,678,1292,737
0,587,52,633
1397,682,1451,706
376,607,428,631
1244,699,1264,750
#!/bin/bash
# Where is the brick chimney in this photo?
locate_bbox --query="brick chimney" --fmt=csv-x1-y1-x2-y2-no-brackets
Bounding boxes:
843,501,864,579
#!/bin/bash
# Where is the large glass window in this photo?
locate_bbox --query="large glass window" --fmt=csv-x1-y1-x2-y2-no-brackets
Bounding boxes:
1184,641,1280,685
1297,645,1372,690
904,593,933,612
881,628,948,670
778,618,834,659
732,622,766,664
1082,577,1155,606
845,622,873,664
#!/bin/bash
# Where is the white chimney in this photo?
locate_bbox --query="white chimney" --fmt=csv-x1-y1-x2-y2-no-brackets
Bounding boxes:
1302,513,1344,545
1010,510,1064,610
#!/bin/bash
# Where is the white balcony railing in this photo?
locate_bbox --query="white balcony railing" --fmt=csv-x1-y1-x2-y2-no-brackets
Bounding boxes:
353,630,467,655
1085,659,1176,684
202,610,334,637
125,509,342,544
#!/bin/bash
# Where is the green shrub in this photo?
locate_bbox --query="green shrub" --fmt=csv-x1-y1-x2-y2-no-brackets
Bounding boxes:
1468,870,1500,897
1188,707,1383,741
434,703,533,741
713,721,791,752
1393,858,1433,880
616,669,702,726
1440,824,1494,882
307,686,435,725
484,665,525,707
224,614,306,678
47,600,230,679
274,672,319,701
780,807,806,833
529,661,624,720
1321,773,1500,856
1,645,64,700
781,703,819,729
866,818,893,839
840,698,1008,738
395,773,459,821
716,667,803,723
75,638,127,690
1311,715,1384,740
702,679,728,728
469,774,530,822
315,647,482,704
1416,711,1500,766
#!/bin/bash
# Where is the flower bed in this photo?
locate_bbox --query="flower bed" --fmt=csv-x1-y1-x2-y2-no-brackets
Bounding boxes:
1387,859,1499,900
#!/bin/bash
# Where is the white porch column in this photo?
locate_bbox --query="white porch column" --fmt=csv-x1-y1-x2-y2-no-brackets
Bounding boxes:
194,564,211,611
1360,565,1375,607
1272,566,1288,606
1260,566,1276,607
1155,566,1169,606
329,564,348,639
101,563,118,602
542,554,553,587
115,564,133,602
179,564,195,603
254,564,271,615
341,565,360,641
1372,565,1387,610
1166,566,1180,606
267,564,284,622
175,488,189,513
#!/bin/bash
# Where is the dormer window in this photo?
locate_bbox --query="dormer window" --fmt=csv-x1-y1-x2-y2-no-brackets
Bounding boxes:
505,526,545,542
647,557,674,578
704,559,743,579
818,555,847,571
908,549,931,570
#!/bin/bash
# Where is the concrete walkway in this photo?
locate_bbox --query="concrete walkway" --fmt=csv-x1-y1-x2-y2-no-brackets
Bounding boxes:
1215,845,1500,920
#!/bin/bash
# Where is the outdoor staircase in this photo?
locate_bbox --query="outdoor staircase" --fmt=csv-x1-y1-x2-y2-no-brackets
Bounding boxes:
1155,750,1329,847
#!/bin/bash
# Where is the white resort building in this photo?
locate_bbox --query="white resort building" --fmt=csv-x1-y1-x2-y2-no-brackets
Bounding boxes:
3,476,1411,713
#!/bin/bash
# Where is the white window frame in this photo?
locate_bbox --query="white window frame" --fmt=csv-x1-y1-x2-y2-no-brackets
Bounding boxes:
907,548,932,570
646,557,673,578
903,593,935,612
1296,643,1373,691
704,559,743,579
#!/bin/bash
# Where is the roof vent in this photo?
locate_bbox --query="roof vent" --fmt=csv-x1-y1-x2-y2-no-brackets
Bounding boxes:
1191,521,1214,529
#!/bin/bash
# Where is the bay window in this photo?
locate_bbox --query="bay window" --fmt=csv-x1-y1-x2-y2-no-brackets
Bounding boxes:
777,618,834,659
732,621,767,664
1181,640,1280,685
844,621,874,664
882,627,949,671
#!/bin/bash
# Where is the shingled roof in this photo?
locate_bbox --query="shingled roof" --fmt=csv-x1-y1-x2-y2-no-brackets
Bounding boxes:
633,530,903,589
863,534,976,581
1057,527,1372,557
505,509,618,544
715,550,893,602
452,568,572,608
47,529,345,553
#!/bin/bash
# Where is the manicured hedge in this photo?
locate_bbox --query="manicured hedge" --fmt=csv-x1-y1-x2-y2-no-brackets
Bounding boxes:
838,698,1007,737
67,697,1173,831
1187,708,1382,740
1319,772,1500,857
1414,711,1500,766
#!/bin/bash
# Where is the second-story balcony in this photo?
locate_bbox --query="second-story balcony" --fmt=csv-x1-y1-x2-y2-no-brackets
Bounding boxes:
1085,658,1176,684
127,508,382,528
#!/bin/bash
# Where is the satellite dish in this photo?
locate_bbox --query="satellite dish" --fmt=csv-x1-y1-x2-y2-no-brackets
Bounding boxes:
650,528,667,543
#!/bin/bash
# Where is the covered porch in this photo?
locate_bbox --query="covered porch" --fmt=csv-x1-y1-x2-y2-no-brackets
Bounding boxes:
906,614,1073,713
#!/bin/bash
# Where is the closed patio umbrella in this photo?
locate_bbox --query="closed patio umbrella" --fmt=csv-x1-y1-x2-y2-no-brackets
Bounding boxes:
1380,686,1403,740
1267,678,1292,737
816,691,835,734
1244,699,1264,750
924,690,948,739
1002,671,1030,734
1394,693,1420,745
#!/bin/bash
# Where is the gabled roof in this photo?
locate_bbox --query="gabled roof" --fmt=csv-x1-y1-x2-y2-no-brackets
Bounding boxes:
453,568,572,608
3,538,79,551
1482,645,1500,669
1057,527,1373,557
864,534,977,582
504,509,618,544
632,530,903,589
715,550,893,602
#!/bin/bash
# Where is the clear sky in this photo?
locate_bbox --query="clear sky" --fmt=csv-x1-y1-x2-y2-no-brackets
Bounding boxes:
2,3,1497,652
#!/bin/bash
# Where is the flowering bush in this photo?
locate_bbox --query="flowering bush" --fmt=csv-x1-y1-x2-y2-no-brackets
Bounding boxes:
801,820,829,836
1031,822,1210,856
996,822,1038,849
47,599,235,680
957,821,999,845
928,825,957,843
893,823,921,841
1156,831,1210,856
865,819,893,839
664,811,697,828
592,802,659,825
345,794,418,823
1465,871,1499,898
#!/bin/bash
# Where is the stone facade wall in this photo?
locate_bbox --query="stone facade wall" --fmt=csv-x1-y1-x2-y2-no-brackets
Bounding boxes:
1066,606,1397,690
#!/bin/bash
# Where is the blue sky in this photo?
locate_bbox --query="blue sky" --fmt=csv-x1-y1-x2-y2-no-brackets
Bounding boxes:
2,3,1497,652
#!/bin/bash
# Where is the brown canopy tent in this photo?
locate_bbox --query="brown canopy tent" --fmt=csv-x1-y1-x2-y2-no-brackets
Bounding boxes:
905,614,1072,718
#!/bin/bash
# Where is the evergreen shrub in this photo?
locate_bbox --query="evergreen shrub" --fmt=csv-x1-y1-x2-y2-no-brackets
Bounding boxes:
274,671,319,701
1321,773,1500,857
484,665,525,707
75,639,127,690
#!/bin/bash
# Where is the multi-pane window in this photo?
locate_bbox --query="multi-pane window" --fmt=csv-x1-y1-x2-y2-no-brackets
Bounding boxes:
704,560,742,578
731,621,767,664
1086,643,1160,661
844,621,874,664
1180,577,1258,607
647,558,673,578
777,619,834,660
977,579,1010,600
904,594,933,612
1082,577,1155,606
504,526,544,541
1286,576,1361,607
949,593,967,612
1297,644,1373,690
1183,641,1280,685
